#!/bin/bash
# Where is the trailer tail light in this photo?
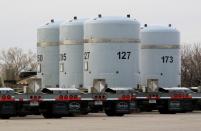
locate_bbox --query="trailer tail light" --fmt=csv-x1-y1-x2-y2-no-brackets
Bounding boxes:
0,95,15,102
148,94,160,100
30,95,42,102
119,95,135,101
38,96,41,99
171,93,192,100
19,97,24,102
56,95,81,101
94,95,106,100
34,96,37,99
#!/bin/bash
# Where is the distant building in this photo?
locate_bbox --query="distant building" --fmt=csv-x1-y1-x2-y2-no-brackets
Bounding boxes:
17,75,41,93
0,76,4,87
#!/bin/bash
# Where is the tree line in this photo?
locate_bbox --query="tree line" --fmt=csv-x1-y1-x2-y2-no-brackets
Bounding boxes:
181,44,201,87
0,47,37,81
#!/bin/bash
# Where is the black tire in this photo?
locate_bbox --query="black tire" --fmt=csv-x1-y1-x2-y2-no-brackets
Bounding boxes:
42,113,53,119
105,111,125,116
53,115,62,119
115,113,124,116
67,113,75,117
105,110,115,116
144,109,153,112
105,109,124,116
159,110,167,114
159,109,176,114
0,115,10,119
81,111,89,115
18,114,27,117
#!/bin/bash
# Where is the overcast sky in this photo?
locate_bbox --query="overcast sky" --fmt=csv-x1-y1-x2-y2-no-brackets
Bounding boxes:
0,0,200,52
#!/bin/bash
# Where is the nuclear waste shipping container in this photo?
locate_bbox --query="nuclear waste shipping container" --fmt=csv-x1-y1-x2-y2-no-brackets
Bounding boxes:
37,19,61,89
84,15,141,93
59,17,87,89
140,25,181,89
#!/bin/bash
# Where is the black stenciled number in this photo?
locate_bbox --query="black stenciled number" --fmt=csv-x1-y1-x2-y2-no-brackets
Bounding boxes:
169,56,174,63
60,53,67,61
84,52,90,59
37,55,43,62
161,56,174,63
117,52,131,59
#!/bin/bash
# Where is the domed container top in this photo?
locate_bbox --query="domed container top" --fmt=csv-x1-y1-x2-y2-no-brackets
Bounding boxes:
84,15,140,43
59,17,87,88
140,25,180,45
37,20,61,46
60,17,87,43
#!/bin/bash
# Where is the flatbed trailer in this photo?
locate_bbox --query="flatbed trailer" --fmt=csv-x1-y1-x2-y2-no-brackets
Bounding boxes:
0,87,200,119
0,89,136,119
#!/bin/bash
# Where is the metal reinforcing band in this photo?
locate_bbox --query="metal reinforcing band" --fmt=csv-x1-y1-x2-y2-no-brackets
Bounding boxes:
141,45,180,49
84,38,140,44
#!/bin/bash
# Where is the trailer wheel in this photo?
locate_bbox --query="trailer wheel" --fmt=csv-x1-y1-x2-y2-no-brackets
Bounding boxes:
159,109,167,114
105,109,124,116
105,110,115,116
81,111,89,115
67,113,75,117
0,115,10,119
42,113,53,119
144,109,153,112
105,111,124,116
115,113,124,116
18,114,27,117
159,109,176,114
53,115,62,119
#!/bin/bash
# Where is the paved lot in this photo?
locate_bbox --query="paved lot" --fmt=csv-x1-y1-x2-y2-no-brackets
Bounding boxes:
0,112,201,131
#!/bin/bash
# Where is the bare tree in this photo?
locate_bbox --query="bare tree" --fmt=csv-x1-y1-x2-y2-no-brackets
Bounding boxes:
0,47,37,80
181,43,201,87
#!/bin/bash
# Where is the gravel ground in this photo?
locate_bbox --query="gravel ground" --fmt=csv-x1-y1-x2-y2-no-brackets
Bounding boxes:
0,112,201,131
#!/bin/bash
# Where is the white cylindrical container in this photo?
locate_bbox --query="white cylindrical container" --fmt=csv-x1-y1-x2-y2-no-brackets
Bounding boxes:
84,15,141,92
59,17,86,88
37,19,61,89
140,25,180,88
